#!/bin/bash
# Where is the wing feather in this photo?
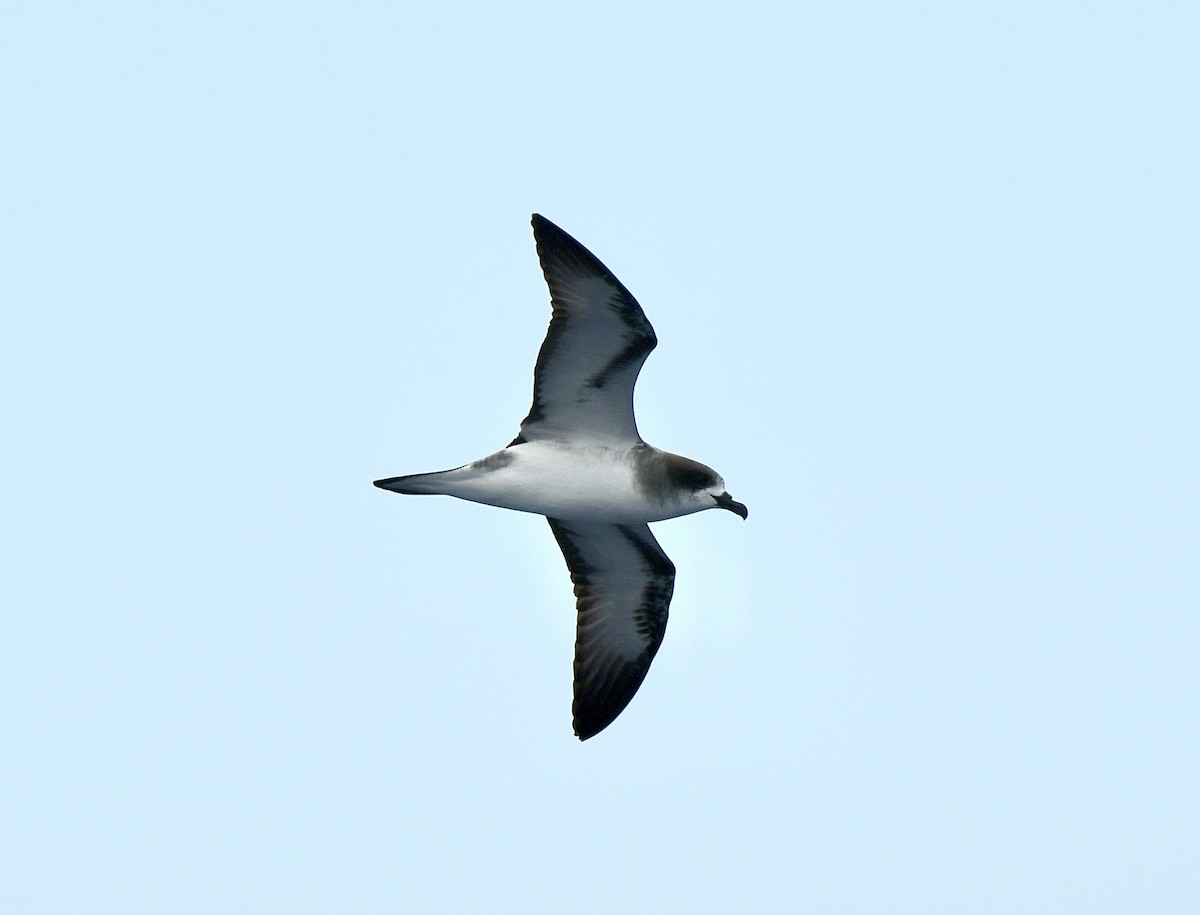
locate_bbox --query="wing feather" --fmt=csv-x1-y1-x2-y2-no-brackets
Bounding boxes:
547,518,675,740
512,216,656,446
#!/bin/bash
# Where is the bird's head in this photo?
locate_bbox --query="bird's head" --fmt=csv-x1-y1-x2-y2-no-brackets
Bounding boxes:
663,454,748,520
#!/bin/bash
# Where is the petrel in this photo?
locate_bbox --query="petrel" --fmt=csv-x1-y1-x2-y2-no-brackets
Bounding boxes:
375,214,747,740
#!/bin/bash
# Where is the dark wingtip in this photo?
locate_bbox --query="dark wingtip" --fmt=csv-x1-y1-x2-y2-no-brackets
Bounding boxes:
531,213,567,246
572,690,626,741
571,664,656,742
573,702,622,740
572,715,611,742
572,708,606,741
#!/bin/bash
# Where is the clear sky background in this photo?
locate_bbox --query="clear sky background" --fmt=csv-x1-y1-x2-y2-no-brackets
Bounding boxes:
3,2,1197,912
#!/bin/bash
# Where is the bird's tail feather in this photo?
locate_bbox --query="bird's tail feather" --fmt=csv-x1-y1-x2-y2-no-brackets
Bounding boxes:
373,471,453,495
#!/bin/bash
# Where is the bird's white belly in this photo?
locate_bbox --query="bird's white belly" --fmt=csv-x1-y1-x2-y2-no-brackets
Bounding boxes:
444,442,684,523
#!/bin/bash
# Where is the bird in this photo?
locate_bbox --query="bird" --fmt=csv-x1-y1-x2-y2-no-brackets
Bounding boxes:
374,214,747,740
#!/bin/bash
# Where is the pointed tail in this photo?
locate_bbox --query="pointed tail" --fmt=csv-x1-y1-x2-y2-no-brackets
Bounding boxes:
373,471,454,495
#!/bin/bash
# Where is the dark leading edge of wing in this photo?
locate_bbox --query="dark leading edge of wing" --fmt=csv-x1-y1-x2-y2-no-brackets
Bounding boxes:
511,215,658,447
547,518,676,740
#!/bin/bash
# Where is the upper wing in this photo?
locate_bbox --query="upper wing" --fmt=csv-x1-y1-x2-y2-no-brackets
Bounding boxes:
547,518,676,740
512,215,657,447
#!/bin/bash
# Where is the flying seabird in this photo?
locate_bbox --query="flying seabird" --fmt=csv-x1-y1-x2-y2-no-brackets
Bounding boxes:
375,214,747,740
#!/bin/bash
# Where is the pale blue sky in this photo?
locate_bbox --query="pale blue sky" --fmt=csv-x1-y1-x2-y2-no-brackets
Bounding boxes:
2,2,1197,912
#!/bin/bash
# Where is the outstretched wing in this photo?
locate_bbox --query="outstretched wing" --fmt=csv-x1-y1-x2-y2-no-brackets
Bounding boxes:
547,518,675,740
512,215,657,447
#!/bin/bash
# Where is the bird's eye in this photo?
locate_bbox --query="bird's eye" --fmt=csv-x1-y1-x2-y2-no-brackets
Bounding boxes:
667,462,716,492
